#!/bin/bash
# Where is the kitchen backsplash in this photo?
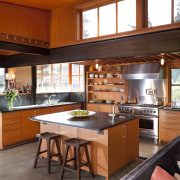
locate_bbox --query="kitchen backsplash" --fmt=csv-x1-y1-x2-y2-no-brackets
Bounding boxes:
0,92,85,109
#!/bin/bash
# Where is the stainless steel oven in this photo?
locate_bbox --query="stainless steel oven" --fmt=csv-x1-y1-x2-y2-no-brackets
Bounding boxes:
139,115,158,139
118,104,160,142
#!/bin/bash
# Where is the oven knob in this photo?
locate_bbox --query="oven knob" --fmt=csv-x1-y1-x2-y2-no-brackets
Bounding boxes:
150,110,152,113
144,110,146,113
153,111,156,113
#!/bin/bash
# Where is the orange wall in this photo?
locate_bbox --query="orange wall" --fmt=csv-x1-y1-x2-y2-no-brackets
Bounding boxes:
50,5,78,48
0,2,50,42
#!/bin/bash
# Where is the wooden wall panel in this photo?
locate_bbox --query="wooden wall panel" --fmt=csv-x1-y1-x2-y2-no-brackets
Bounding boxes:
50,5,77,48
0,2,50,42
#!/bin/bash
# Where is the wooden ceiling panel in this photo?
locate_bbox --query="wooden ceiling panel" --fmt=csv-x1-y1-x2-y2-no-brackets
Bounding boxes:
2,0,82,10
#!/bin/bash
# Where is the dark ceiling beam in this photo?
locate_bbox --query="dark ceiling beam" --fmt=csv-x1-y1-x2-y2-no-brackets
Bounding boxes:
0,41,49,55
3,27,180,67
50,28,180,61
0,55,7,67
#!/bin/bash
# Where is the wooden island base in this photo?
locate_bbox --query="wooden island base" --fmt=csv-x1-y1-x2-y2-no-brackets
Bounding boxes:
40,118,139,179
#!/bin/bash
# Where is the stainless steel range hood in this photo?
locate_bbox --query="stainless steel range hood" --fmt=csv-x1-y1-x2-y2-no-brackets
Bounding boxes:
119,63,161,79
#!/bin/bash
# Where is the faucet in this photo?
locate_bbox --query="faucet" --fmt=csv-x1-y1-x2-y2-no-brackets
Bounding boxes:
112,103,118,116
48,94,56,104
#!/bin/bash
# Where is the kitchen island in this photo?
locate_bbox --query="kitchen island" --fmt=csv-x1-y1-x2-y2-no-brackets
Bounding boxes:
29,111,139,180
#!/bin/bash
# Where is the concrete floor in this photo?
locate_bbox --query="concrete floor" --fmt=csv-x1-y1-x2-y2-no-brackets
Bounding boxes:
0,138,164,180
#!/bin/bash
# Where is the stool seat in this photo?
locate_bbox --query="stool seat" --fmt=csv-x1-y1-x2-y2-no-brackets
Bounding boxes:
60,138,94,180
36,132,60,139
34,132,63,174
63,138,90,146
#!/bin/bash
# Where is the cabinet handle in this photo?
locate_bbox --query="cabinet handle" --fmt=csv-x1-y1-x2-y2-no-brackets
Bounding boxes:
169,118,176,120
7,119,17,122
123,125,126,138
7,130,17,134
43,122,47,125
7,125,17,128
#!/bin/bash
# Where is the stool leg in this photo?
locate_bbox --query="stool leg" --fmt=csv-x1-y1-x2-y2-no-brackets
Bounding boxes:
60,144,69,180
34,137,42,168
74,146,77,170
84,145,94,177
47,138,51,174
55,138,63,164
76,146,80,180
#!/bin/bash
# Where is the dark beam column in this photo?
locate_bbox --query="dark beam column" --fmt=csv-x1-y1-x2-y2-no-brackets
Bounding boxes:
31,66,36,105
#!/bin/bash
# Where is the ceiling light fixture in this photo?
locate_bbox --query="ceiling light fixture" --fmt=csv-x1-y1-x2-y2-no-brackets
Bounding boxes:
160,53,165,66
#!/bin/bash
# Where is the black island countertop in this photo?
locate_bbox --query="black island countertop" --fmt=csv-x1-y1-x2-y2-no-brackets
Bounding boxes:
0,102,81,113
29,111,139,131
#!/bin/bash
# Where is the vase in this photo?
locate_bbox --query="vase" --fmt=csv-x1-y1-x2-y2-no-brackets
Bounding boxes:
8,99,13,110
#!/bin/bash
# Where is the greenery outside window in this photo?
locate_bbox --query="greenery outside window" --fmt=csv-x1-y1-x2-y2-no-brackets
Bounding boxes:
171,69,180,101
36,63,84,93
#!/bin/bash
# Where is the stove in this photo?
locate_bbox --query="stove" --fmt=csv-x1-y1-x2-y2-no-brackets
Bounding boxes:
118,104,161,143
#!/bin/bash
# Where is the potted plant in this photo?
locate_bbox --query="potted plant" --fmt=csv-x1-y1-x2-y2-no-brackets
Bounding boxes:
4,88,18,110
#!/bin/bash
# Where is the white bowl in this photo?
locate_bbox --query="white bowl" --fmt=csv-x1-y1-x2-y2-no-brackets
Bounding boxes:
99,74,105,78
89,74,94,78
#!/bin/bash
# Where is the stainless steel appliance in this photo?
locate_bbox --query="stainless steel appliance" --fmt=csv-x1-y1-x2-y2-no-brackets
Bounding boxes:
118,104,160,143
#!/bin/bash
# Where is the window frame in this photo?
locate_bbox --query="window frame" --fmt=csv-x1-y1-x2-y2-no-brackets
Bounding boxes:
170,68,180,101
36,63,85,94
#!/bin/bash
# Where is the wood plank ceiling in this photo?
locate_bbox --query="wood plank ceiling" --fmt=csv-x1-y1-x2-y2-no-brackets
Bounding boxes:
75,53,180,66
1,0,83,10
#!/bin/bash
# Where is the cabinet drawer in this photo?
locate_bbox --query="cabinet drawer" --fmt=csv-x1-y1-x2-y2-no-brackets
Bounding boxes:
159,127,180,143
159,110,177,118
3,129,22,147
3,116,22,126
159,116,179,124
3,123,22,132
2,111,21,119
160,122,180,130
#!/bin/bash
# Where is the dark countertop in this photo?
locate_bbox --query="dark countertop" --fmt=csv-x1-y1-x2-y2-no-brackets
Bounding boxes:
159,107,180,111
0,102,81,113
29,111,139,131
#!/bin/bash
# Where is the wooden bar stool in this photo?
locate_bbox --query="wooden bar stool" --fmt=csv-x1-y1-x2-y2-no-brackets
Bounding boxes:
60,138,94,180
34,132,63,174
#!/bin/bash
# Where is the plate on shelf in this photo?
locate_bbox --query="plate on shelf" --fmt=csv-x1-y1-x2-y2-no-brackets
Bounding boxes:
69,110,96,117
89,100,95,103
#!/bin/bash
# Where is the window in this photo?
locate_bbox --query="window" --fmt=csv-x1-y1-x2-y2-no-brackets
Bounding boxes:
0,68,5,93
99,3,116,36
148,0,171,27
83,8,98,39
71,64,84,91
36,63,84,93
82,0,136,39
118,0,136,32
171,69,180,101
174,0,180,23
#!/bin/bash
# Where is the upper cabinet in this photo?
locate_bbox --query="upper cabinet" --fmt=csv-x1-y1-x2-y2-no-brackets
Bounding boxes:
0,2,50,48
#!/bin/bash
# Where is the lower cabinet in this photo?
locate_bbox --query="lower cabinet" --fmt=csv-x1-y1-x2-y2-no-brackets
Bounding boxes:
159,109,180,143
0,103,81,149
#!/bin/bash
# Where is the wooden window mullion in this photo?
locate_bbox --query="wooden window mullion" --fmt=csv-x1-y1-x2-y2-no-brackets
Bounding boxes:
172,0,174,23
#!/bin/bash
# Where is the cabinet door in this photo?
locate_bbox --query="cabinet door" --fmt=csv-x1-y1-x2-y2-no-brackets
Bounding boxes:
126,118,139,163
22,109,40,141
108,123,126,173
86,103,97,111
38,107,50,115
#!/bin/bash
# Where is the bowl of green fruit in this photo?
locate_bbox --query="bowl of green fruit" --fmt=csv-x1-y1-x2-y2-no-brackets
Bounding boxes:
71,110,95,117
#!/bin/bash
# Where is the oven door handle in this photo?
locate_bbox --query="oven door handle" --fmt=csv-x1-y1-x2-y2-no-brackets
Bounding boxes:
123,125,126,138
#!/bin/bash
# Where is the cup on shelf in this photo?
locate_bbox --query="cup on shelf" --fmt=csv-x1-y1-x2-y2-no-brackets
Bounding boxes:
99,74,105,78
95,74,98,78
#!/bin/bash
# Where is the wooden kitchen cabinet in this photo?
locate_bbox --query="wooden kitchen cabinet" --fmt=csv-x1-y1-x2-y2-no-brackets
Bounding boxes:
0,103,81,149
22,109,40,141
159,109,180,143
1,111,22,147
